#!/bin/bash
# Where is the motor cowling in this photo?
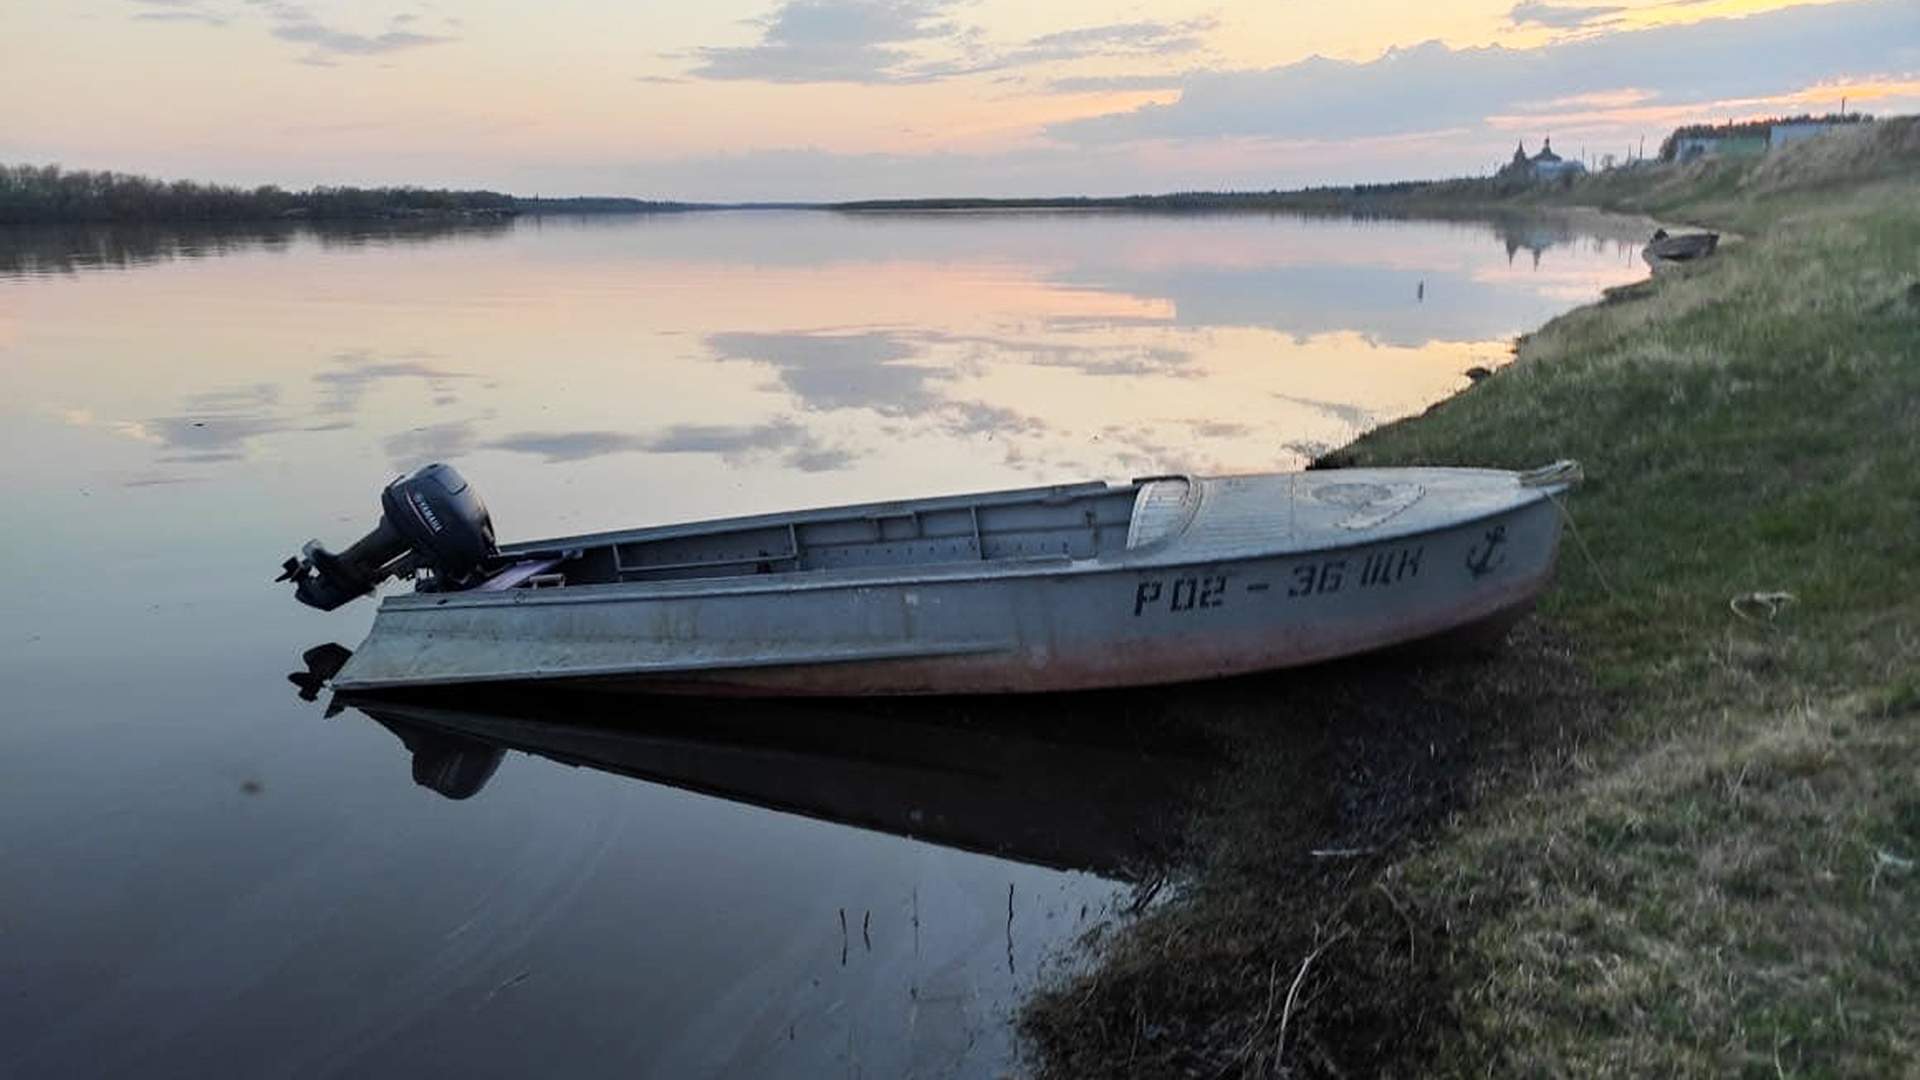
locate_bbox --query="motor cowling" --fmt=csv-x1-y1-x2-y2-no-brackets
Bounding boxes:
278,463,498,611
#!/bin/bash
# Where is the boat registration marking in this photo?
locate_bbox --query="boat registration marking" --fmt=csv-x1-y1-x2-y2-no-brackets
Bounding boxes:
1132,574,1229,616
1289,544,1424,597
1129,544,1423,616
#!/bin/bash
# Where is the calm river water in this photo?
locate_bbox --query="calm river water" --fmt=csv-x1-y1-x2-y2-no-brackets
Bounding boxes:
0,209,1644,1078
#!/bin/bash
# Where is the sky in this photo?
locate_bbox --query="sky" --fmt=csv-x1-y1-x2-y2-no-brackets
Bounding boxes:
2,0,1917,199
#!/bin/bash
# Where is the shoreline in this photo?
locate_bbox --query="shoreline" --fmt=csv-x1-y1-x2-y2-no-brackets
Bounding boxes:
1018,117,1919,1078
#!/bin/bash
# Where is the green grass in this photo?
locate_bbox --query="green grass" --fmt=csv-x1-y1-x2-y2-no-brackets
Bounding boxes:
1019,119,1920,1077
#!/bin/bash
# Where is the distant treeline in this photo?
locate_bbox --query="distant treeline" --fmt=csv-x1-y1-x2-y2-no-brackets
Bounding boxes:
0,218,520,277
0,164,526,224
514,196,699,214
830,179,1464,214
0,165,720,224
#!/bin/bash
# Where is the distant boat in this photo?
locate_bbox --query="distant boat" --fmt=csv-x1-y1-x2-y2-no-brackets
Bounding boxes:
1643,228,1719,264
279,460,1582,696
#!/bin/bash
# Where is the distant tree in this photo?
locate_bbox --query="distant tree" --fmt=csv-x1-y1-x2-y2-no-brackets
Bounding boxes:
0,164,521,224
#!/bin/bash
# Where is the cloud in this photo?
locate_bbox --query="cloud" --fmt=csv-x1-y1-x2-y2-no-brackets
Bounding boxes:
132,10,231,26
1009,18,1213,63
1518,87,1654,111
123,475,207,487
1508,2,1626,29
1049,73,1189,93
685,1,1213,85
271,23,446,56
1049,0,1920,145
128,0,229,25
689,0,968,84
129,2,452,58
252,2,453,58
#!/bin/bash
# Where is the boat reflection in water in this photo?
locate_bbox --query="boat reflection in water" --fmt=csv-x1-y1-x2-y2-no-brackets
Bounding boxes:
296,644,1220,879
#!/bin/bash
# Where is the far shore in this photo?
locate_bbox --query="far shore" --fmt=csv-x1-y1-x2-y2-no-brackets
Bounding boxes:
0,161,1692,228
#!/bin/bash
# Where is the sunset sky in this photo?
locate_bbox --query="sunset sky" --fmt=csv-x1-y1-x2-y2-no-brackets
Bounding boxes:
4,0,1917,199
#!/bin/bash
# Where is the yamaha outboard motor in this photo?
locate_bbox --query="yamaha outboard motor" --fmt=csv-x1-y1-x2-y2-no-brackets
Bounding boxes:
278,463,497,611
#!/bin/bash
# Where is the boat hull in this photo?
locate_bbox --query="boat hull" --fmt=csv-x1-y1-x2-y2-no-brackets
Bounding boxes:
332,495,1565,696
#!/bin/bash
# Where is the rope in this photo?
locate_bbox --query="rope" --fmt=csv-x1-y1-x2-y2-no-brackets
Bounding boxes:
1729,591,1797,623
1543,488,1621,602
1519,459,1585,488
1521,462,1796,625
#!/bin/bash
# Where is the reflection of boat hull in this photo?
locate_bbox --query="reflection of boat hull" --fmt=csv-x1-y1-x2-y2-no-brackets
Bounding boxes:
344,689,1215,875
331,468,1572,696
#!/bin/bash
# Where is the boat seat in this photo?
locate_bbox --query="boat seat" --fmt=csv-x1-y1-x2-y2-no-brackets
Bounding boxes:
1126,478,1195,549
476,557,565,591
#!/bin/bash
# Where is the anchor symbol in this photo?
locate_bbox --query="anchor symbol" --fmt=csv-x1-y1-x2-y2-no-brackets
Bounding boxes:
1466,525,1508,579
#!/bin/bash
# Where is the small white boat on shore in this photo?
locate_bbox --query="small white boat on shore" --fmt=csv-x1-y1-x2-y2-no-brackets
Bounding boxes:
279,460,1580,696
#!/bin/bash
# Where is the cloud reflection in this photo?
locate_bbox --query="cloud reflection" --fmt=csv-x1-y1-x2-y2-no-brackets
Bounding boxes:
482,420,860,472
29,209,1649,494
314,349,470,415
384,419,481,466
1270,392,1374,431
707,331,942,412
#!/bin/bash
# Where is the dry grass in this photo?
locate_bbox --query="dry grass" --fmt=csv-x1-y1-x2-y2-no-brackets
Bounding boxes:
1019,119,1920,1077
1421,691,1920,1075
1021,629,1618,1078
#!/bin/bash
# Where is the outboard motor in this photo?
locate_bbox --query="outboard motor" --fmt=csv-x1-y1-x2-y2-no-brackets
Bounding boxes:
278,463,497,611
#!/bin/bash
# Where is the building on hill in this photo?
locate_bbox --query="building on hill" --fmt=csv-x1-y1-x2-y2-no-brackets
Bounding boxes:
1769,120,1851,149
1528,138,1586,179
1672,133,1768,161
1661,113,1870,160
1498,138,1587,183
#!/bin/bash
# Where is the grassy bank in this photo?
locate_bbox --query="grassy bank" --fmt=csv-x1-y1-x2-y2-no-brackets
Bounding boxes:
1020,118,1919,1077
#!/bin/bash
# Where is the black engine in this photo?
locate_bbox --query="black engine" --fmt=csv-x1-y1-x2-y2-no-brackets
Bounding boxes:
278,463,498,611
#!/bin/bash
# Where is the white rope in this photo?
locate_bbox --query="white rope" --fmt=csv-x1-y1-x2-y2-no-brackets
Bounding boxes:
1542,488,1620,601
1521,462,1797,625
1519,459,1584,487
1729,591,1797,622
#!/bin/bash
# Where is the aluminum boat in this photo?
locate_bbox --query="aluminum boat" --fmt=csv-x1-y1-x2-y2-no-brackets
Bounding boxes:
279,460,1580,695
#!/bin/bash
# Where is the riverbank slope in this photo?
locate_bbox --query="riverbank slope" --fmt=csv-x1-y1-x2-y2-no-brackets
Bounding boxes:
1020,117,1919,1077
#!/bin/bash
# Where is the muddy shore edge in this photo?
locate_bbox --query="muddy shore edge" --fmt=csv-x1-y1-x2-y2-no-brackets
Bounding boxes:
1018,118,1920,1078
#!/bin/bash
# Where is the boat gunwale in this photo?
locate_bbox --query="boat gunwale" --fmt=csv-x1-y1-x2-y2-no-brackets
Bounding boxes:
331,638,1016,691
377,480,1565,613
495,476,1131,557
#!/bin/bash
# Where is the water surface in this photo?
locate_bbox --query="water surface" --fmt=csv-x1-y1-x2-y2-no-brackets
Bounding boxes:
0,209,1644,1078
